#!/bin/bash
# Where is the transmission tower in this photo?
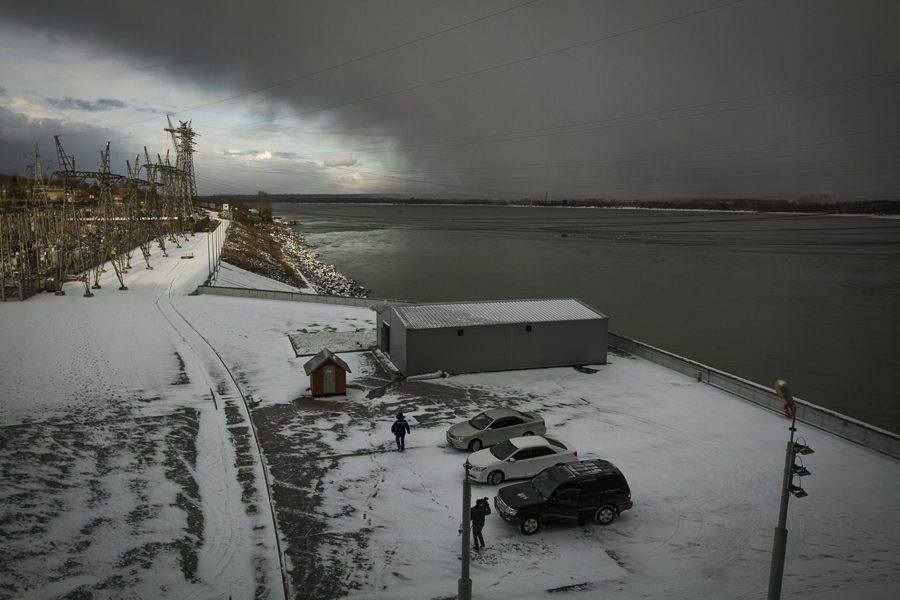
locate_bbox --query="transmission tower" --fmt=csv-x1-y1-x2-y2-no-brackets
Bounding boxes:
165,116,198,237
5,119,204,300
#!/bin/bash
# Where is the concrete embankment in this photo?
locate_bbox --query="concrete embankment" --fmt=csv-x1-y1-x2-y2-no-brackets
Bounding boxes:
217,209,367,298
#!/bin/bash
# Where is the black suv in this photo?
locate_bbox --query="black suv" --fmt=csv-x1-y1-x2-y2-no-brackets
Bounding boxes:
493,459,632,535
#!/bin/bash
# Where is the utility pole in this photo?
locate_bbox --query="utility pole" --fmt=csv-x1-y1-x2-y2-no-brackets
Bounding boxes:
458,460,473,600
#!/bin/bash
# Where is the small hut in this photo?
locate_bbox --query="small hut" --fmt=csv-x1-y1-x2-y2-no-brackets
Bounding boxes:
303,348,351,397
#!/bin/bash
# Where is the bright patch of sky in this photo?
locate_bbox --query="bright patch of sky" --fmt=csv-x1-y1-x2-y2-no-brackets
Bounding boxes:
0,23,382,195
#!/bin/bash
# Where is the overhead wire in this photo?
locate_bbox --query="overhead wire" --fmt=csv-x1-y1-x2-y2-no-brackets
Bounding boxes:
295,73,900,158
210,0,750,132
59,0,544,137
195,123,900,197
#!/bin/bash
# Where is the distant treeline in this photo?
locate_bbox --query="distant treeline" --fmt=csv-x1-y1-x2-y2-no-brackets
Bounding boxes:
203,193,900,215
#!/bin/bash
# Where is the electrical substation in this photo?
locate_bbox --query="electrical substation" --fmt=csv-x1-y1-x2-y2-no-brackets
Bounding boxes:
0,118,201,300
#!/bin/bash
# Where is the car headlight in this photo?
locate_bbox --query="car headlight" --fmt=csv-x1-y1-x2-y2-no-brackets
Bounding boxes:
495,497,516,516
470,465,486,471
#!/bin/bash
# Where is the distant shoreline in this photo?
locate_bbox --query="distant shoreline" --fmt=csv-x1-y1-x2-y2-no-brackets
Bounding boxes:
203,194,900,216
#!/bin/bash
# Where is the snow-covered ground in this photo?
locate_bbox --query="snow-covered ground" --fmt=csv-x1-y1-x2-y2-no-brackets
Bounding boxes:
1,223,899,599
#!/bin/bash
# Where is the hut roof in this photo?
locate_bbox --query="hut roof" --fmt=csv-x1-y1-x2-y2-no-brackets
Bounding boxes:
303,348,351,375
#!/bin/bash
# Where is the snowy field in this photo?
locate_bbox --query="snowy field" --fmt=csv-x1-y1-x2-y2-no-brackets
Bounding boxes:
2,224,899,599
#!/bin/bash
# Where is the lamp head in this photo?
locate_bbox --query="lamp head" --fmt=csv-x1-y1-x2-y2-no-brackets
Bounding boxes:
775,380,795,405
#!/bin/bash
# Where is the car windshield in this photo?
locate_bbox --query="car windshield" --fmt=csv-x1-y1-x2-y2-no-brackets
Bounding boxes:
531,468,565,498
468,413,493,430
490,440,518,460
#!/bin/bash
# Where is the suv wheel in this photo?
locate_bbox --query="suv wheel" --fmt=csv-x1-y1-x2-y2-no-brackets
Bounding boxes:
520,515,543,535
487,470,504,485
468,439,483,452
594,505,617,526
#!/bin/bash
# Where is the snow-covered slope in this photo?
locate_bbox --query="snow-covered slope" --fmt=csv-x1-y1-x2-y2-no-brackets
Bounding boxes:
1,223,898,600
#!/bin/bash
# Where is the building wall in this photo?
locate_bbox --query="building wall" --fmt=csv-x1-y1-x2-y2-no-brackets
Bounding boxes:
401,318,608,376
523,319,607,366
377,308,410,373
310,363,347,396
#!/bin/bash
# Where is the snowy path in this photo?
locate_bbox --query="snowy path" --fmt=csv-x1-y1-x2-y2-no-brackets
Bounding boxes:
3,221,900,599
151,236,286,600
1,224,284,599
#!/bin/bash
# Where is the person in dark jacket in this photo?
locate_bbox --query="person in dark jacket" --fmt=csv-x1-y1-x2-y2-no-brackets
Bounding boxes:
471,497,491,551
391,412,411,451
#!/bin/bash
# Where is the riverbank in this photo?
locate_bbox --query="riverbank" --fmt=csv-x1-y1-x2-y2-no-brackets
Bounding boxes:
219,207,367,297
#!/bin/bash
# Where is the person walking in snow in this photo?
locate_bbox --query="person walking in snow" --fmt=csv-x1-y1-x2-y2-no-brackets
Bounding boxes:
391,412,411,452
471,497,491,552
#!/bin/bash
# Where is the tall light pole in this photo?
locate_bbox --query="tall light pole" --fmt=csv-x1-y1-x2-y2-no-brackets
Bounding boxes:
768,379,814,600
458,460,472,600
207,221,212,282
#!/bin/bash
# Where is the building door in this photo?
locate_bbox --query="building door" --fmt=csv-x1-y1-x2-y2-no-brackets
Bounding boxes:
323,366,336,394
381,323,391,353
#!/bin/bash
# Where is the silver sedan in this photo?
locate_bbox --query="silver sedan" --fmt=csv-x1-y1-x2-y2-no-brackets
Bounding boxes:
446,408,546,451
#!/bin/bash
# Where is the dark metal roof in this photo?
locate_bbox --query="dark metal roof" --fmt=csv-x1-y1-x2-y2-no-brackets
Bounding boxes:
391,298,606,330
303,348,351,375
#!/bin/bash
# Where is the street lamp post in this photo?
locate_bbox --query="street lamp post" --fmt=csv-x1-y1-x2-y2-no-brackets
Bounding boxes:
768,380,814,600
458,460,472,600
207,225,212,281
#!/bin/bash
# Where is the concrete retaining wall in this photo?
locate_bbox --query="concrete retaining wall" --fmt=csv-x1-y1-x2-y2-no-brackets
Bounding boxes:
609,333,900,459
195,284,406,309
194,285,900,459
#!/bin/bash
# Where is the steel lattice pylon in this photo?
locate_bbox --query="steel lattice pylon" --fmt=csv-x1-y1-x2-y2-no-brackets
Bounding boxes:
0,119,201,300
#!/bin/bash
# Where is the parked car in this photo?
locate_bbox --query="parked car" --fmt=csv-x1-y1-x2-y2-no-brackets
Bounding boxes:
446,408,546,451
493,459,632,535
466,435,577,485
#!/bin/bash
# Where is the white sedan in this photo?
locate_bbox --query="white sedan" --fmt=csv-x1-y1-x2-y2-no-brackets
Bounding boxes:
465,436,577,485
446,408,545,451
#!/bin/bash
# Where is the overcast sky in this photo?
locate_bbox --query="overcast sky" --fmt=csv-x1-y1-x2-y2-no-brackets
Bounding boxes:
1,0,899,200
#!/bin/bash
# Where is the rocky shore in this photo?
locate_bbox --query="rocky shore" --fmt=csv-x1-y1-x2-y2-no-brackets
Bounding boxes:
218,209,367,297
271,225,368,297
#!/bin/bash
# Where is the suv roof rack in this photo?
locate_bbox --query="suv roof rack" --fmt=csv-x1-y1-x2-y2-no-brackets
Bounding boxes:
559,458,620,478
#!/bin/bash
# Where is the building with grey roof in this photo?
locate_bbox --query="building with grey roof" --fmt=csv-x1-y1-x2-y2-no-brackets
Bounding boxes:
376,298,608,376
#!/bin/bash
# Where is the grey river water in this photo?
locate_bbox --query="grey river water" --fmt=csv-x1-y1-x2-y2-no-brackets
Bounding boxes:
275,202,900,435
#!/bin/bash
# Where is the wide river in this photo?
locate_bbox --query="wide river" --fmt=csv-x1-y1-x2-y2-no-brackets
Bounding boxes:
275,202,900,435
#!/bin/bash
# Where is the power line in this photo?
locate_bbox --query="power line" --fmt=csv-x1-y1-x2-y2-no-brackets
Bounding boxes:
199,125,900,183
305,72,900,158
59,1,543,137
196,70,900,173
212,0,750,132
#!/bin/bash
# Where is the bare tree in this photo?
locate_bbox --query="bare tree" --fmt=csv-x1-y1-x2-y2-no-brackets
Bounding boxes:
256,190,272,222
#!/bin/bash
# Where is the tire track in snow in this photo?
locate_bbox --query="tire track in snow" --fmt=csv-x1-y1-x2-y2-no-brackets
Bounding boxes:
151,245,288,599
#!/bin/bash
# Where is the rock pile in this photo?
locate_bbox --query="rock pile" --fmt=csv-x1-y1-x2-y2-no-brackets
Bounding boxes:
268,225,368,298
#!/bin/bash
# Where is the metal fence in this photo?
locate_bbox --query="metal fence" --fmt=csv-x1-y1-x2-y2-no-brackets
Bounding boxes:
609,333,900,459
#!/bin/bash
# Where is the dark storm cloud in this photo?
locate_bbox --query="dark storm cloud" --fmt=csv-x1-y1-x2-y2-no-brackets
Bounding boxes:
45,96,128,112
3,0,900,198
0,104,125,176
0,86,7,97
